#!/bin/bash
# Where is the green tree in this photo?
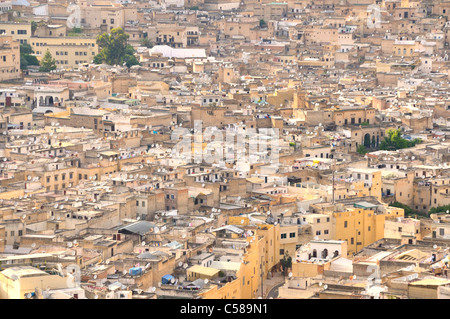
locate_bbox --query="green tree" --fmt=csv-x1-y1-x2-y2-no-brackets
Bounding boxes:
389,202,413,216
31,21,38,35
95,27,139,68
379,129,421,151
93,54,103,64
429,205,450,215
20,44,39,69
68,27,84,36
20,43,33,55
20,55,28,70
123,52,139,68
140,37,154,48
24,54,39,66
259,19,267,28
281,251,292,276
357,144,368,155
39,50,57,72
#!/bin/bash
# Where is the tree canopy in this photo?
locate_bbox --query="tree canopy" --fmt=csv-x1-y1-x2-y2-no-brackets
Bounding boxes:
379,129,421,151
281,251,292,275
389,202,413,216
140,37,154,48
357,144,368,155
20,43,39,70
31,21,38,35
39,50,57,72
259,19,268,28
94,27,139,68
429,205,450,215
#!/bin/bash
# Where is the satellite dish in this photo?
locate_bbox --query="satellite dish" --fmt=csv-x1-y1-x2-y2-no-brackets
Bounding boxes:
204,279,209,284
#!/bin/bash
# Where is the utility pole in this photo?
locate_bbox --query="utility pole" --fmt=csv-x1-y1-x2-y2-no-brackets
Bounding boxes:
332,167,335,204
332,148,336,204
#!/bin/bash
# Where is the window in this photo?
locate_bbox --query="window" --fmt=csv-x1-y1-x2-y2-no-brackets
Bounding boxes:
136,201,139,206
281,233,287,239
289,232,295,238
350,237,354,245
344,221,348,228
316,231,321,236
142,201,145,207
324,230,329,235
280,249,284,255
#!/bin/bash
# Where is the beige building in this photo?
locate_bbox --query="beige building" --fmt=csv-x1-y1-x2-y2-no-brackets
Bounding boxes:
301,213,333,240
0,266,72,299
80,1,125,33
0,22,31,44
384,218,421,240
279,224,299,260
0,36,21,81
30,37,98,70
